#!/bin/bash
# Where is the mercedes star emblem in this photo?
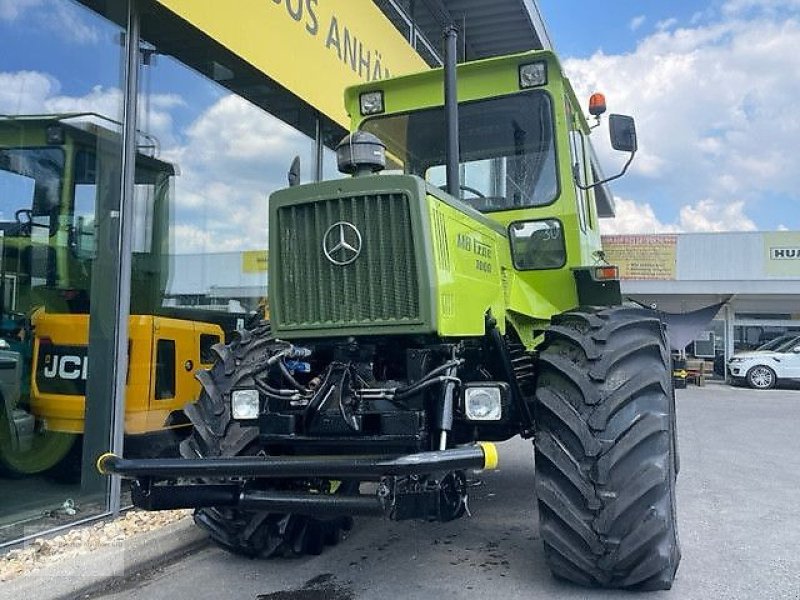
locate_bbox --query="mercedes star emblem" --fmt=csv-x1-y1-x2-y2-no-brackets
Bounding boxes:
322,221,363,266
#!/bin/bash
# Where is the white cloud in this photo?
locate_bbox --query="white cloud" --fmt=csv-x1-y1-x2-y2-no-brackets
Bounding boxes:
0,0,100,44
565,5,800,233
172,224,245,254
630,15,646,31
49,2,100,44
601,197,757,234
0,71,56,113
678,199,757,232
45,86,124,121
655,17,678,31
723,0,800,16
601,197,676,234
1,70,184,151
163,95,314,253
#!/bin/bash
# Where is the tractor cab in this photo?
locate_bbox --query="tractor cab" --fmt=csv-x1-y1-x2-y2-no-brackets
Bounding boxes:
0,114,174,316
344,51,634,323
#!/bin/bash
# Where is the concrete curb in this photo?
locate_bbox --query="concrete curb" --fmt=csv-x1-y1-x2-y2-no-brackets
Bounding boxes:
4,516,209,600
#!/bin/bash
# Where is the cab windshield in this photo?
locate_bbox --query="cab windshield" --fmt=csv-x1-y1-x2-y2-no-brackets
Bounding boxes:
360,91,557,212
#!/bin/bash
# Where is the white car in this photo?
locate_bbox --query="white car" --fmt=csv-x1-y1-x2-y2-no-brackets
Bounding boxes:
728,334,800,389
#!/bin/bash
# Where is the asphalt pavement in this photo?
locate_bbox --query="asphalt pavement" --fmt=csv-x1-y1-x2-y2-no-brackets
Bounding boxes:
86,384,800,600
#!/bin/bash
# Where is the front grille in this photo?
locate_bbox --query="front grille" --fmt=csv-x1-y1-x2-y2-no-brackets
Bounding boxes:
275,192,421,330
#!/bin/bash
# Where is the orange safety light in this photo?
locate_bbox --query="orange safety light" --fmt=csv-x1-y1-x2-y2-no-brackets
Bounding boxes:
589,93,607,117
594,265,619,280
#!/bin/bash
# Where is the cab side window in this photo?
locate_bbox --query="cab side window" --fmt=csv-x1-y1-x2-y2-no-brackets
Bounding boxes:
509,219,566,270
199,333,220,365
154,339,176,400
566,102,593,231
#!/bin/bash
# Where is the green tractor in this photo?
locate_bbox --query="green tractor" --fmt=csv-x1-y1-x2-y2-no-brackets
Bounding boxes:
100,44,680,590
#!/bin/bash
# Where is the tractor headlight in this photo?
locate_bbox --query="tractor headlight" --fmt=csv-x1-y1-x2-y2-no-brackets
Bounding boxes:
519,61,547,88
359,91,385,116
463,384,506,421
231,389,260,420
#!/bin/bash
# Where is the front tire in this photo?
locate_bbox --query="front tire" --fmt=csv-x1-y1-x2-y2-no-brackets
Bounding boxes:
180,321,353,557
746,365,776,390
533,306,680,590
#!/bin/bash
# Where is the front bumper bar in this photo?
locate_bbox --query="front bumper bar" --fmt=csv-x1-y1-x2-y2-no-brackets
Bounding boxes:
97,443,499,518
97,443,498,481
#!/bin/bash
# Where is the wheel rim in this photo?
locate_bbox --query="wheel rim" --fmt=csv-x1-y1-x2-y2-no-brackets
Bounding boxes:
750,367,774,388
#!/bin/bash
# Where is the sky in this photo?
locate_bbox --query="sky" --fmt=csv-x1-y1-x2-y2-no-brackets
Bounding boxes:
538,0,800,234
1,0,799,252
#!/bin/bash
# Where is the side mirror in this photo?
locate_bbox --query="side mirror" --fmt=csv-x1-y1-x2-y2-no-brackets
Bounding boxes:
287,156,300,187
574,113,638,192
609,114,638,153
792,346,800,353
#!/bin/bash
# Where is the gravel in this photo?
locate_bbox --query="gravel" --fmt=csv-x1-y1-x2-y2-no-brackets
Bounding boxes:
0,509,191,583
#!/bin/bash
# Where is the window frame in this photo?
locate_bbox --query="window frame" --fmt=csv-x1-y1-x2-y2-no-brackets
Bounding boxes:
508,217,567,271
0,145,66,233
360,89,562,214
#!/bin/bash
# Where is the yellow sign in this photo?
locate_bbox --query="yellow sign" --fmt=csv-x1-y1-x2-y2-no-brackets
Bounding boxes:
764,232,800,277
154,0,428,126
601,235,677,280
242,250,269,273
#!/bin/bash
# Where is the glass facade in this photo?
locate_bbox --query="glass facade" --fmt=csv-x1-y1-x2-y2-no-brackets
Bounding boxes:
0,0,128,543
0,0,443,548
0,0,380,547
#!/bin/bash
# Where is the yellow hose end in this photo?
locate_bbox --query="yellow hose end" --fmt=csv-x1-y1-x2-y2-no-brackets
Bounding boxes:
96,452,117,475
478,442,499,470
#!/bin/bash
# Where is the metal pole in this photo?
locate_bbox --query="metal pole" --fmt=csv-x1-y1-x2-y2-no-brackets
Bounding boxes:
108,0,140,513
724,302,735,383
443,24,460,197
314,116,324,182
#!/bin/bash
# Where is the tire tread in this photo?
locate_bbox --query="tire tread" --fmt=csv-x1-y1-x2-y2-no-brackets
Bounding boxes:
533,306,680,590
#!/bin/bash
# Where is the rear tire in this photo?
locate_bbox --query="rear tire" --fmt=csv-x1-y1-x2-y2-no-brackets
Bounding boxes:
533,306,680,590
180,321,354,558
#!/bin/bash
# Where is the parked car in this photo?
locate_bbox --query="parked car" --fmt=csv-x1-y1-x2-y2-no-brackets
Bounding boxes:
728,334,800,389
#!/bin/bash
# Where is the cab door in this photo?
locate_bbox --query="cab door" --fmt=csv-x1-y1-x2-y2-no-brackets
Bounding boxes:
148,317,223,431
149,317,197,427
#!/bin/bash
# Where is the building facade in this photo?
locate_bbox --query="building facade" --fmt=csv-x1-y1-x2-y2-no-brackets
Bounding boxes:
604,232,800,370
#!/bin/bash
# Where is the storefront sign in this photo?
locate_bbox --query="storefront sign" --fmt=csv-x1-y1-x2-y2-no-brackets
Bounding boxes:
242,250,269,273
765,232,800,276
154,0,427,126
601,234,677,280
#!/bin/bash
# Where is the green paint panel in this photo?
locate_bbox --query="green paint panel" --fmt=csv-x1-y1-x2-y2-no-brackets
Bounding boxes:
269,175,437,339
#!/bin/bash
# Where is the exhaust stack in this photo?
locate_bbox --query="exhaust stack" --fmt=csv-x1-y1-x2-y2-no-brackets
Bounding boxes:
443,24,460,197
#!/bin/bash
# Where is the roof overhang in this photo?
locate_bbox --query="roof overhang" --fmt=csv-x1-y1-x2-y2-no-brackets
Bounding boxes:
408,0,553,60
